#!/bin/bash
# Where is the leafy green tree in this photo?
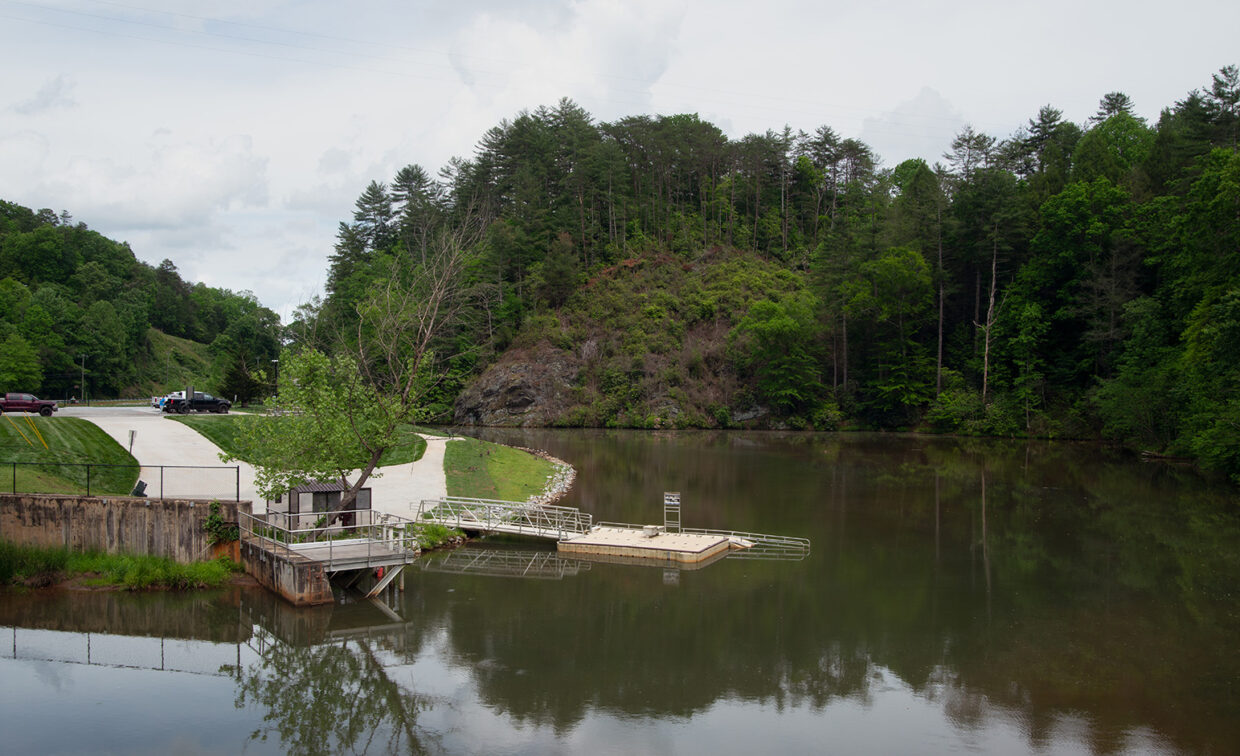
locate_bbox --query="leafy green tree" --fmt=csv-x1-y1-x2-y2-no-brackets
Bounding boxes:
537,232,579,308
0,277,31,321
218,352,265,406
0,332,42,390
1009,301,1049,429
1094,297,1180,450
846,246,934,422
236,222,478,517
231,349,409,507
1073,112,1154,186
730,293,824,414
81,300,129,395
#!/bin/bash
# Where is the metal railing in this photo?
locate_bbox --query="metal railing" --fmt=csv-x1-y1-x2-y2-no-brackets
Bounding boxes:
593,521,812,561
6,462,241,500
417,497,593,541
239,510,421,571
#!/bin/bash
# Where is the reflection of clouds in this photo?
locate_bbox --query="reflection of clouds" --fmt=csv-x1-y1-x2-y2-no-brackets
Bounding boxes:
29,657,72,692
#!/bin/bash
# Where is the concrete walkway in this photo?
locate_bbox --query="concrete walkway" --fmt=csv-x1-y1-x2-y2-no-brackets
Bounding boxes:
62,407,452,517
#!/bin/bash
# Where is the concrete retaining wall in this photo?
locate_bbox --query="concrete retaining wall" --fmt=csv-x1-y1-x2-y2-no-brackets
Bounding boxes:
0,493,249,564
240,539,334,606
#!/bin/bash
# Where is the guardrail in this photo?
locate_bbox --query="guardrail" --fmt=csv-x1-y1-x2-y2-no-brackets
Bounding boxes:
239,510,422,571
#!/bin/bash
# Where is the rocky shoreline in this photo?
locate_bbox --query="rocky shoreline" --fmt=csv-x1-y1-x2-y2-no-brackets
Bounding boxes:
517,447,577,507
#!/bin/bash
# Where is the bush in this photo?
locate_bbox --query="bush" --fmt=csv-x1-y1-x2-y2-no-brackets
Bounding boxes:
925,387,984,433
0,541,69,584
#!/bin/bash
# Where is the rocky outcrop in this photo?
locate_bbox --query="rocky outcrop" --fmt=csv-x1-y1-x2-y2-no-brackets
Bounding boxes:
453,344,582,426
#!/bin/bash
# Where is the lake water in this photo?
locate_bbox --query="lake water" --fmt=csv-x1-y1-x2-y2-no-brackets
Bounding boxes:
2,430,1237,755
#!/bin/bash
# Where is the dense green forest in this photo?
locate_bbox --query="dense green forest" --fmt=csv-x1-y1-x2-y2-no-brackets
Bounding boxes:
302,65,1240,481
0,201,281,400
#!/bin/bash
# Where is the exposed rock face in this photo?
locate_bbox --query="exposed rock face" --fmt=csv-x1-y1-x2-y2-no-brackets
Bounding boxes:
454,344,581,426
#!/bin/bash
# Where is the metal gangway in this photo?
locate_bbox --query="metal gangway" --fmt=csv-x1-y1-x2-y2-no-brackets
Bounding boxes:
422,547,591,580
416,497,592,541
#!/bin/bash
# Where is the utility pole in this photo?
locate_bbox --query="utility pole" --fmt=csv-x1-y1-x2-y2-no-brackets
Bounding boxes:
78,354,87,406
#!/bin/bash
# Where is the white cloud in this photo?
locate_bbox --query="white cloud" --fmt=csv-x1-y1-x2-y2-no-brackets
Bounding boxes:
861,87,966,167
10,75,77,115
40,134,268,229
0,0,1237,324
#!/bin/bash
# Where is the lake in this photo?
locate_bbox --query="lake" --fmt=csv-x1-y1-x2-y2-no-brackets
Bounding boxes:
2,430,1237,755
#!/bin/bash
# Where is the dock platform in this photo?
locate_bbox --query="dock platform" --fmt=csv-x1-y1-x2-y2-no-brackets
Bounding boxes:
558,525,733,563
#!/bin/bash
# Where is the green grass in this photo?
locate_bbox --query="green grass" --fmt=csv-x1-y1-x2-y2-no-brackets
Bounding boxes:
137,327,221,398
0,416,138,495
170,415,428,467
444,437,558,501
0,541,239,589
168,414,258,458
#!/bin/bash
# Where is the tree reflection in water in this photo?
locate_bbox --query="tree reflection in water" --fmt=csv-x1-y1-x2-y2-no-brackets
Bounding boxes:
235,622,434,755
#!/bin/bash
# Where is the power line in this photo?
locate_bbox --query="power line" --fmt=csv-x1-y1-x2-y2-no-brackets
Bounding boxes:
1,0,1021,141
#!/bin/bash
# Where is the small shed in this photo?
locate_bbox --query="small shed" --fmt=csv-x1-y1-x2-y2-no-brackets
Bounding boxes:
267,481,372,530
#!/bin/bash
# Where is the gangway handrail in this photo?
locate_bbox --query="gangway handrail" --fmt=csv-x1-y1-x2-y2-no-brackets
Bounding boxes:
592,521,811,555
417,496,592,539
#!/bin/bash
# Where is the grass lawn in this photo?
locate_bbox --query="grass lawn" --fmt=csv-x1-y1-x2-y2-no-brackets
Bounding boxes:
170,415,427,466
0,415,138,495
444,437,557,501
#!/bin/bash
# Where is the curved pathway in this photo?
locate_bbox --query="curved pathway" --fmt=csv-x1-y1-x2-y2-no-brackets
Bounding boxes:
63,407,451,516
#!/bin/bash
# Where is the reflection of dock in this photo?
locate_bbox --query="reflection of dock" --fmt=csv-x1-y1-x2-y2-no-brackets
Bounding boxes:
423,547,591,580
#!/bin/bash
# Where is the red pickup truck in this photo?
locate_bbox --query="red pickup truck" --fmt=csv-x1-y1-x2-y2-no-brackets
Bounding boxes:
0,393,59,417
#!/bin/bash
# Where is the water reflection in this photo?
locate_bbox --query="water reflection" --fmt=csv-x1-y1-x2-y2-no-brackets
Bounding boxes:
421,545,591,580
1,431,1237,754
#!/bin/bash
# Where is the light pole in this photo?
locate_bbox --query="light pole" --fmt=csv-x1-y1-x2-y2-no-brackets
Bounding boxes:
78,354,87,406
271,358,279,396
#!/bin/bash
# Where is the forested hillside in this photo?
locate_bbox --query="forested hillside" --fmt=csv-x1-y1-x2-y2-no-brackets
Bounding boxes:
0,201,281,400
290,65,1237,481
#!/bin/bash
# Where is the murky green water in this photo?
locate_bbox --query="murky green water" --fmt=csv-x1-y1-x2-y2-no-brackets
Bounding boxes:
3,431,1238,754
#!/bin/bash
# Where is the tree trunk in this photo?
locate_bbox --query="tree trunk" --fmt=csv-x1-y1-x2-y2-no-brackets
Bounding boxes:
978,236,999,405
841,309,849,391
936,206,945,397
325,446,385,526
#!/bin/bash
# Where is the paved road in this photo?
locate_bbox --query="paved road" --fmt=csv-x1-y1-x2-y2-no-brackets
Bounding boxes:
59,406,450,516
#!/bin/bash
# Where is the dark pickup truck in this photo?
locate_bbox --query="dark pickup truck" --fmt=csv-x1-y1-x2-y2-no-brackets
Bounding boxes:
0,392,58,416
162,392,231,414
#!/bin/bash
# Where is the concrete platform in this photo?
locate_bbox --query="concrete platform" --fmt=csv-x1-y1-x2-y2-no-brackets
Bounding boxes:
558,526,733,564
286,538,415,572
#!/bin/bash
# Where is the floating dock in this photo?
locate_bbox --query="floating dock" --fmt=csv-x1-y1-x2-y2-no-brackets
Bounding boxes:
558,525,735,564
416,492,809,567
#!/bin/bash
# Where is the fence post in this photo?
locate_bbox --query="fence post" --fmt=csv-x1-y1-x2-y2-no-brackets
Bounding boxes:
11,462,15,493
86,465,91,497
160,466,164,500
236,466,240,502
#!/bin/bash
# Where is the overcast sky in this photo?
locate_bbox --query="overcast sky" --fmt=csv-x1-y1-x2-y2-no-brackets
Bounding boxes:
2,0,1236,321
